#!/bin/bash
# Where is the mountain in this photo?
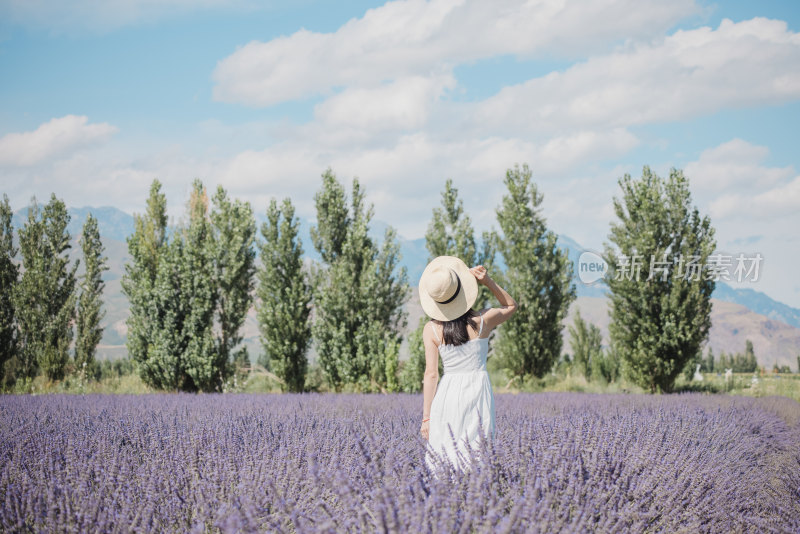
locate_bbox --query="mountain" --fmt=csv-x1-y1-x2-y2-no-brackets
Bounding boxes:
552,234,800,330
13,205,135,243
565,296,800,371
711,283,800,330
7,205,799,368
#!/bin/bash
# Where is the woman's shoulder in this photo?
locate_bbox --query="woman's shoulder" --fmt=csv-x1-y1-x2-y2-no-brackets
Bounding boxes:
424,320,442,340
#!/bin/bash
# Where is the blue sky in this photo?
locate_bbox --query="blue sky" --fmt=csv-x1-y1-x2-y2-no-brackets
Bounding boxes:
1,0,799,306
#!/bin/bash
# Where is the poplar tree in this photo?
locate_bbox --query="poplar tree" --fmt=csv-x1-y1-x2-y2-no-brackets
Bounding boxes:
493,164,576,381
0,195,18,387
124,180,252,392
603,166,716,393
210,186,256,371
591,348,621,384
75,213,108,379
399,178,495,393
705,347,714,373
311,169,408,392
568,308,603,379
744,340,757,373
256,197,311,392
174,180,220,392
123,180,175,389
14,195,78,381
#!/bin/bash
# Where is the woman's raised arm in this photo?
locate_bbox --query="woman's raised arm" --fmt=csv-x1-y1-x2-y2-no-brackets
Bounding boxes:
470,265,516,332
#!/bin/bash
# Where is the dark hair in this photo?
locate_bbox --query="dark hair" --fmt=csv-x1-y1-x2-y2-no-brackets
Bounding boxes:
437,308,479,346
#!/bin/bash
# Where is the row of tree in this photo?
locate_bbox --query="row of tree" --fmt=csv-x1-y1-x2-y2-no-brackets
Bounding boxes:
702,343,759,373
122,180,257,392
1,162,724,394
0,194,107,389
121,172,408,393
566,314,766,383
399,164,718,394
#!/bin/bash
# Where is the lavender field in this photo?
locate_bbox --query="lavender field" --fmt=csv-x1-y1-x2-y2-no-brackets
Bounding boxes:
1,392,799,533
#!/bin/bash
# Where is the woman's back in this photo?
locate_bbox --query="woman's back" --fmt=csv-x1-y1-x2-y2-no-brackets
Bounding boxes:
429,311,489,374
425,310,495,474
418,262,517,476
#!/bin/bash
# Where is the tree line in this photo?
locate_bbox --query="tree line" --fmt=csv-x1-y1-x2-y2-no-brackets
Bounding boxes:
1,163,738,394
0,194,107,390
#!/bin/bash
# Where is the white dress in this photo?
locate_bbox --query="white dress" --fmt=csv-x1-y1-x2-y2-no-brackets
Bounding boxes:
424,311,496,476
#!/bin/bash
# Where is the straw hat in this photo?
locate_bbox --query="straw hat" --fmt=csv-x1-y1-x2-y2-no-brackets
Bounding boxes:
419,256,478,321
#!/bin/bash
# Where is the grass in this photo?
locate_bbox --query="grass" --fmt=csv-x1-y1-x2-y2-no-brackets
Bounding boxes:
674,371,800,402
5,360,800,403
486,355,800,402
6,371,156,395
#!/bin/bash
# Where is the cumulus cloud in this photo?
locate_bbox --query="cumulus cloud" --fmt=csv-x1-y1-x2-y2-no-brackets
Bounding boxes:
683,139,800,220
685,138,794,192
314,74,456,131
212,0,698,107
709,175,800,220
473,18,800,134
218,127,641,238
0,115,117,167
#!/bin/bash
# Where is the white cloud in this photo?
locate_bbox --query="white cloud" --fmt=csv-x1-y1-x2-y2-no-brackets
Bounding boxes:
213,0,698,107
217,127,640,239
0,0,250,33
685,138,793,192
0,115,117,167
473,18,800,134
684,139,800,220
314,74,456,131
709,175,800,220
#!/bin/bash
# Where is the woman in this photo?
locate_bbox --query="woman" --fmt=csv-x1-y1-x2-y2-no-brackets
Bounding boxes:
418,256,516,476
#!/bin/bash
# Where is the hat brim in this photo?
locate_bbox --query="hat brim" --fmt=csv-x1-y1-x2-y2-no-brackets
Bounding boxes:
418,256,479,321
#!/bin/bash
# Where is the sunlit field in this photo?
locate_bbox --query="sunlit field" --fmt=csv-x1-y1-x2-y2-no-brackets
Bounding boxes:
2,392,798,533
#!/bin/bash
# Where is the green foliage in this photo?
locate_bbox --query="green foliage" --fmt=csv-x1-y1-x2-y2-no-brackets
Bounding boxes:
603,167,716,393
400,179,495,393
568,308,603,379
704,347,714,373
14,195,78,381
75,213,108,380
744,340,757,372
384,336,399,393
310,169,349,264
209,186,256,368
311,169,408,392
424,178,496,307
591,349,621,384
715,340,758,373
398,317,432,393
399,316,439,393
492,164,576,380
256,197,311,392
123,180,174,389
0,195,18,387
123,180,254,392
98,356,137,380
176,180,222,392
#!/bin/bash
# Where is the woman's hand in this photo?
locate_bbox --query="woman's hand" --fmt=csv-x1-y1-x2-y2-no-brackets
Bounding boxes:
470,265,489,286
420,420,430,440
